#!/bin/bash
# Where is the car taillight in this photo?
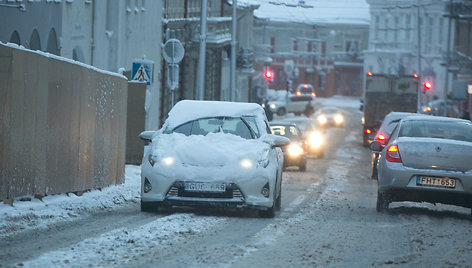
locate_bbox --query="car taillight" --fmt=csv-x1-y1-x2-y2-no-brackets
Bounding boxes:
365,129,372,134
311,92,316,97
377,133,386,144
296,91,301,96
386,144,402,163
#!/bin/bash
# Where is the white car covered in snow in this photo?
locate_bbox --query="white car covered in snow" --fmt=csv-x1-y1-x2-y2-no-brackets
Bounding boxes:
139,100,289,217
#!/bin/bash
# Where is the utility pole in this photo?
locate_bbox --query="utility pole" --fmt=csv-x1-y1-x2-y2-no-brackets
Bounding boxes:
444,0,453,116
230,0,237,101
416,1,422,113
196,0,208,100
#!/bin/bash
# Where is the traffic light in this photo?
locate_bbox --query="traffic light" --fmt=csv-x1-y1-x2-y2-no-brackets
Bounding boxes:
423,81,433,92
367,72,373,77
264,69,273,82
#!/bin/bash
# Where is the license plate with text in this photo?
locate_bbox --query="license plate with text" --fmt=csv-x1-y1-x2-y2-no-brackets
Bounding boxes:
416,176,456,188
184,182,226,192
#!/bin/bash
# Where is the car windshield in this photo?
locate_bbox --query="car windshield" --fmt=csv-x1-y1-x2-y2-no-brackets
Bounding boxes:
399,120,472,142
167,116,259,139
270,125,301,140
321,107,338,114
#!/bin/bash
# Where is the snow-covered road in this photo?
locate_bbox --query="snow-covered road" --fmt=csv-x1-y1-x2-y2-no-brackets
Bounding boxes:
1,98,472,267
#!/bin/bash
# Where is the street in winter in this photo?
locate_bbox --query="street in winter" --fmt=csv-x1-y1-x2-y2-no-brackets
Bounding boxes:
1,0,472,267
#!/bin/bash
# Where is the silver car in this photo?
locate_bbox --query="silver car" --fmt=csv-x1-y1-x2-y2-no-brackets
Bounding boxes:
371,115,472,214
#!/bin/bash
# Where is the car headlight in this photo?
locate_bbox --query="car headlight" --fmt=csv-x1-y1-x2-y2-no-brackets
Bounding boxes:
240,158,254,169
270,103,276,110
334,114,344,124
288,143,304,157
162,156,175,166
317,115,327,125
308,131,323,148
148,153,158,166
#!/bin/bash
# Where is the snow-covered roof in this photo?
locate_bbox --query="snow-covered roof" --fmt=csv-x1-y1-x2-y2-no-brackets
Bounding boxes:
164,100,266,130
250,0,370,26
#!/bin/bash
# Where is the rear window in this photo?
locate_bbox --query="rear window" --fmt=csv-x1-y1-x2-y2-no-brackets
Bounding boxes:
270,125,301,140
399,120,472,142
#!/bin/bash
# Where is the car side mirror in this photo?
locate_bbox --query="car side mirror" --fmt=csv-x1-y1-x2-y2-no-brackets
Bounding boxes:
138,130,156,145
262,134,290,147
370,140,383,152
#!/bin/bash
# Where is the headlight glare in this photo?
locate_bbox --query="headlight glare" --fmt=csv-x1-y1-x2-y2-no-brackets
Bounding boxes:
317,115,327,124
162,156,175,166
308,132,323,147
334,114,344,124
288,143,303,157
240,158,253,169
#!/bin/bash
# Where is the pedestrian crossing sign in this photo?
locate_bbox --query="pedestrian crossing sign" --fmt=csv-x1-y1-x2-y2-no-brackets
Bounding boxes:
132,60,154,85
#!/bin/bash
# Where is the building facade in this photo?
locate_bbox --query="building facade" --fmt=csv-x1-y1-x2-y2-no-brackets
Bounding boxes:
0,0,163,130
252,1,369,98
365,0,451,107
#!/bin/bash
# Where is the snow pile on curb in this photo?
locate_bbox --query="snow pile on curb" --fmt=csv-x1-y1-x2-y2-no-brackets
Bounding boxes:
0,165,142,239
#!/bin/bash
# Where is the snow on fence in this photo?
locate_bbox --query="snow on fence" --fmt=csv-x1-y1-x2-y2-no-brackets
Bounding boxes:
0,43,128,201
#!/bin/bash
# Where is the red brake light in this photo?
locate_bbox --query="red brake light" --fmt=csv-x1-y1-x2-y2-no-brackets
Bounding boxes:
367,72,373,77
365,129,372,134
386,144,402,163
413,74,419,78
311,92,315,97
303,84,308,89
378,133,386,141
296,91,301,96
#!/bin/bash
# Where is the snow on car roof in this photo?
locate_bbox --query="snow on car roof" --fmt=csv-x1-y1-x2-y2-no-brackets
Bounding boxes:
164,100,267,130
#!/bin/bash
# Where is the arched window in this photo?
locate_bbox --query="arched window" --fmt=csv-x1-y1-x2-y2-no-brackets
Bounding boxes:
72,46,85,63
29,29,41,50
46,28,60,55
9,31,21,45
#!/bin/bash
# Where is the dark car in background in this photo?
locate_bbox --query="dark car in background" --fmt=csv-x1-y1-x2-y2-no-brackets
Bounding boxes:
270,122,307,171
315,106,344,128
283,117,325,158
370,112,417,180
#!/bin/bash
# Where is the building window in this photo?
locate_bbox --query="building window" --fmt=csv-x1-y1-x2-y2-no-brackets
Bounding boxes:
405,15,411,40
374,15,379,40
307,41,312,52
394,16,399,43
384,17,389,40
439,18,443,45
270,37,275,53
293,39,298,51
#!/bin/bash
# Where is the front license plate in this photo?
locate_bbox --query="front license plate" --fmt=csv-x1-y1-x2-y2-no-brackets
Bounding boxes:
184,182,226,192
416,176,456,188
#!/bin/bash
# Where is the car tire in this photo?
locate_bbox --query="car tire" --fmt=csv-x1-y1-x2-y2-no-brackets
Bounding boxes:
371,164,378,180
141,200,156,212
275,190,282,211
299,162,306,172
376,192,389,212
259,203,275,218
276,108,286,116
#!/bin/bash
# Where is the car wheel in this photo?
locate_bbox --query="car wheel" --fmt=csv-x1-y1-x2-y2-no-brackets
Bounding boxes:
376,192,389,212
259,193,276,218
371,162,378,180
299,162,306,172
276,108,286,116
275,190,282,211
141,200,155,212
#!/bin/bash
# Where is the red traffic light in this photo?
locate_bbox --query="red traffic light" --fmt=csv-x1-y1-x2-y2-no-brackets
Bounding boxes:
413,74,419,78
423,81,433,90
264,70,273,80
